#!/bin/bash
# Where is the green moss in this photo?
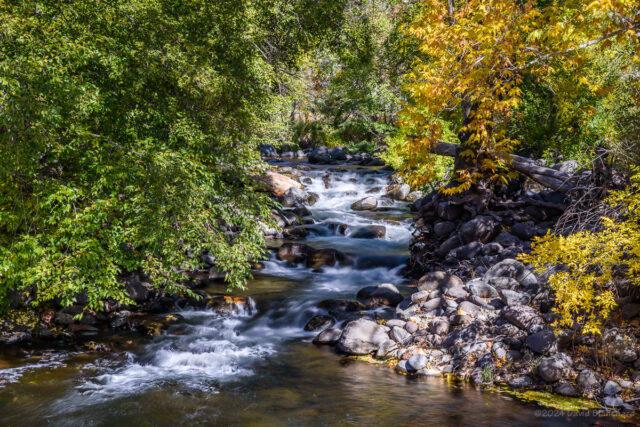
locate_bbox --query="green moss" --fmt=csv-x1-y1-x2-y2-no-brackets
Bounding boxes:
502,389,601,411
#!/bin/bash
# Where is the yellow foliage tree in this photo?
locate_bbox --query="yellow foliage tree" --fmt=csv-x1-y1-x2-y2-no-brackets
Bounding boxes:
399,0,639,192
520,173,640,335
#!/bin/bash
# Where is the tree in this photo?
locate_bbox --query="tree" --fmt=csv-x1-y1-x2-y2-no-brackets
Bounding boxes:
0,0,345,312
396,0,639,192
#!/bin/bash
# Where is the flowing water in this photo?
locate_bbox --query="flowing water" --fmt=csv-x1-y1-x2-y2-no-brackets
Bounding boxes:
0,163,612,426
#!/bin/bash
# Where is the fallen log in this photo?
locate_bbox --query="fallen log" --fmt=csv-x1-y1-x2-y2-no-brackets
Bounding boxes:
428,141,574,193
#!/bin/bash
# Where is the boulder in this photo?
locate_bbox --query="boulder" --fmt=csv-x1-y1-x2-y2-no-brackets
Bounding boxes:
417,271,463,291
485,259,538,288
277,243,315,263
304,315,335,332
437,202,463,221
308,147,331,164
376,340,399,359
125,279,150,303
357,283,403,307
576,369,600,391
307,248,343,268
526,331,558,355
467,281,499,299
408,354,428,371
502,304,543,330
604,380,621,395
434,221,456,238
499,289,531,306
406,191,423,202
313,328,343,345
538,352,573,382
387,184,411,201
459,216,498,244
337,318,390,355
351,197,378,211
257,171,302,195
390,326,412,345
606,332,638,363
351,225,386,239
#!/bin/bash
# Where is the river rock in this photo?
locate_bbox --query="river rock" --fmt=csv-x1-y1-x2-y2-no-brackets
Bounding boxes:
555,382,579,397
405,321,418,334
468,281,499,299
445,286,468,299
509,376,532,388
458,301,481,316
494,232,522,248
606,332,638,363
257,171,302,195
526,331,558,355
485,259,538,288
304,315,335,332
337,318,390,355
511,223,540,241
538,352,573,382
390,326,412,345
406,191,423,202
437,202,463,221
459,216,498,244
386,319,406,328
502,305,542,330
417,271,463,291
387,184,411,201
357,283,403,307
351,196,378,211
604,380,621,395
351,225,386,239
408,354,428,371
420,298,442,312
430,320,450,336
499,289,531,306
434,221,457,238
376,340,399,359
603,397,624,408
307,248,342,268
277,243,315,263
452,242,483,260
576,369,600,390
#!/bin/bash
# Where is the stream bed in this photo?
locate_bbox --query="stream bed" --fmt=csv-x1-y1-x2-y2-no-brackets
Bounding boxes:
0,163,611,426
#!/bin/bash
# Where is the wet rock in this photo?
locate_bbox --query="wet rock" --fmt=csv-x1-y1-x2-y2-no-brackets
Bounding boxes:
307,248,343,268
317,299,365,315
485,259,538,288
603,397,624,408
337,318,390,355
417,271,463,291
459,216,498,244
434,221,457,238
502,305,543,330
357,283,403,307
351,225,386,239
277,243,315,264
376,339,399,358
526,331,558,355
351,196,378,211
406,191,423,202
257,171,302,195
499,289,531,306
509,376,532,388
555,382,579,397
304,315,335,332
390,326,412,345
387,184,411,201
313,328,342,345
538,352,573,382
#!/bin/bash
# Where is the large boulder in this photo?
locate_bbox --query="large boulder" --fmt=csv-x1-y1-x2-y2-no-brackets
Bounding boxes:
417,271,463,291
277,243,315,263
313,328,342,345
526,331,558,355
387,184,411,201
308,147,331,164
434,221,457,238
256,171,302,196
351,197,378,211
538,352,573,382
459,216,498,244
337,318,390,355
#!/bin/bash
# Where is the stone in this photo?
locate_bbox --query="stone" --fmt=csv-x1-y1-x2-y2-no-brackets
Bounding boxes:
410,291,431,304
437,202,463,221
442,323,480,348
452,242,484,260
603,397,624,408
494,232,522,248
622,303,640,320
555,382,579,397
418,368,442,377
376,340,398,359
406,191,423,202
482,242,503,256
467,281,499,299
420,298,442,311
430,320,450,336
509,376,532,388
54,312,75,326
437,235,462,257
395,360,410,374
256,171,302,195
434,221,457,238
458,301,481,315
125,277,150,303
511,223,540,241
408,354,428,371
485,259,538,288
417,271,463,291
459,216,498,244
351,196,378,211
337,319,390,355
387,184,411,201
503,305,542,330
405,321,418,334
390,326,412,345
277,243,315,263
576,369,600,390
538,352,573,382
304,315,335,332
526,331,558,355
307,249,343,268
499,289,531,306
607,332,638,363
385,319,406,328
488,277,520,290
552,160,579,175
357,283,403,307
351,225,386,239
604,380,622,395
445,286,468,299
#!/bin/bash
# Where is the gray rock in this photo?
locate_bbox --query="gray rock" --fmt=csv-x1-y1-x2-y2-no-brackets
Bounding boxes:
603,396,624,408
434,221,456,238
430,320,450,335
458,301,482,315
608,332,638,363
395,359,410,374
555,382,579,397
482,242,504,255
468,281,499,298
488,277,520,290
417,271,463,291
511,223,540,241
445,286,468,299
526,331,558,355
390,326,412,345
418,368,442,376
502,304,543,330
408,354,428,371
351,225,386,239
385,319,406,328
125,279,150,303
411,291,431,304
437,235,462,257
357,283,403,306
452,242,484,260
351,196,378,211
337,318,390,355
406,191,423,202
500,289,531,306
376,339,398,359
485,259,538,288
576,369,600,390
304,315,335,332
509,376,532,387
405,321,418,334
277,243,315,263
538,352,573,382
420,298,442,311
459,215,498,244
313,328,342,345
494,232,522,248
604,380,621,395
622,303,640,320
387,184,411,201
